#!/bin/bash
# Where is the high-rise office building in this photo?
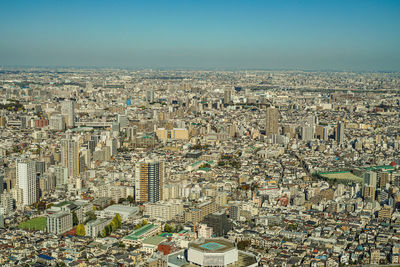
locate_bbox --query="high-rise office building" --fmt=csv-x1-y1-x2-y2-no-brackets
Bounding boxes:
224,88,232,104
61,138,80,178
135,159,164,203
203,211,232,237
364,171,377,188
52,166,68,189
49,114,65,131
265,107,279,135
363,171,377,201
16,159,37,206
301,126,314,141
61,100,75,128
379,172,390,188
229,205,240,221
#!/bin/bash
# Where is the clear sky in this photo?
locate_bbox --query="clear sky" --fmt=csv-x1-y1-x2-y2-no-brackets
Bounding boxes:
0,0,399,70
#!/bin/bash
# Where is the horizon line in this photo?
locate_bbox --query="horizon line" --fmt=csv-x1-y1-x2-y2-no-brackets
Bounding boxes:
0,65,399,73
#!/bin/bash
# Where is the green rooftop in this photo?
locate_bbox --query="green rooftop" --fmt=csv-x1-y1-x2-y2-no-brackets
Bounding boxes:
364,165,394,171
191,161,203,167
123,223,157,241
142,236,166,246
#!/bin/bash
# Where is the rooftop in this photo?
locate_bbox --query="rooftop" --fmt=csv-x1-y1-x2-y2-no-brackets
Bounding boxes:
189,238,235,253
123,223,157,241
103,204,138,214
53,201,74,207
142,236,166,246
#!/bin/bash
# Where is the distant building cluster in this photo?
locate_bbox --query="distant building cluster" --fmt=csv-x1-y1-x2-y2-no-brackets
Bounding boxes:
0,69,400,266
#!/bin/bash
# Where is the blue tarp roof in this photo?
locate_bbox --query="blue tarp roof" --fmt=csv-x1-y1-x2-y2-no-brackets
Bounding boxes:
39,254,55,260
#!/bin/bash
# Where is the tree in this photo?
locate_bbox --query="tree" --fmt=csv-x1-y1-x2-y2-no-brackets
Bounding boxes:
72,212,79,226
237,240,251,250
164,224,174,233
110,220,117,232
104,224,111,236
115,213,122,228
127,195,134,203
76,224,86,236
217,161,226,166
142,219,148,226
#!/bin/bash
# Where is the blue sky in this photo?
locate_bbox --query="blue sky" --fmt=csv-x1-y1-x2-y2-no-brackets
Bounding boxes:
0,0,399,70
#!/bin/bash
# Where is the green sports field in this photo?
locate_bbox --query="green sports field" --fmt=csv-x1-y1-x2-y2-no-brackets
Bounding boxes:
18,217,47,231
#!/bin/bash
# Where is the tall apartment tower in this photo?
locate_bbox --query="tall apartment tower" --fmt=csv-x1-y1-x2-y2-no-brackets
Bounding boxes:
224,88,232,104
61,137,80,178
61,100,75,128
16,159,37,206
135,159,164,203
266,107,279,135
146,90,155,103
335,122,345,144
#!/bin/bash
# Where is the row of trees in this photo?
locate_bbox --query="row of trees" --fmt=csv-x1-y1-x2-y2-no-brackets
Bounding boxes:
163,223,184,233
102,213,122,237
134,219,148,230
76,213,122,237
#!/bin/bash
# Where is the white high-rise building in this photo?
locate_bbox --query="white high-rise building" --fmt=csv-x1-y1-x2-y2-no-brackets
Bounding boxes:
49,114,65,131
51,166,68,189
301,126,314,141
16,159,37,207
146,90,155,103
61,100,75,128
0,190,13,215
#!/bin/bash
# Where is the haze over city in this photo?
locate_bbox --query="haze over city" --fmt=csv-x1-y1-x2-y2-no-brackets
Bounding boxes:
1,0,400,70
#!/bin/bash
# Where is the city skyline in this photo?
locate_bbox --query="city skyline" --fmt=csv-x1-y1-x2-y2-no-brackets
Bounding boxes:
1,0,400,71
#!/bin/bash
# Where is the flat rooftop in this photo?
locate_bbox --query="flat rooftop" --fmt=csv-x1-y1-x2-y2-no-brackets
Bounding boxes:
168,251,189,267
103,204,138,214
143,236,166,246
189,238,235,253
172,250,257,267
123,224,157,241
53,201,74,207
